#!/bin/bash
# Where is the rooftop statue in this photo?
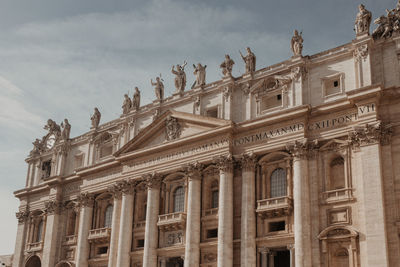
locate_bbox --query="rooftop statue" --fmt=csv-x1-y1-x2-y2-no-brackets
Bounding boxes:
372,1,400,39
240,47,256,74
193,63,207,88
61,119,71,140
220,54,235,78
151,76,164,101
30,138,44,155
91,107,101,129
122,94,132,115
171,61,187,94
355,4,372,36
132,87,141,111
291,30,303,57
44,119,61,137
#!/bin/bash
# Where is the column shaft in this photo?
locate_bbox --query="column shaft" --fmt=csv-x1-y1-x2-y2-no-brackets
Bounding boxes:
76,202,93,267
293,156,311,267
241,161,256,267
143,185,160,267
184,177,201,266
116,191,135,267
12,217,28,267
42,212,60,266
108,196,122,266
217,167,233,267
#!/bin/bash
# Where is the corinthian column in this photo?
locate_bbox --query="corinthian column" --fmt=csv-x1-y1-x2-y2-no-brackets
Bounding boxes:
76,192,94,267
42,200,62,267
108,184,123,267
184,162,203,267
143,173,162,267
286,140,312,267
12,210,29,267
214,154,234,267
116,180,136,267
240,153,257,267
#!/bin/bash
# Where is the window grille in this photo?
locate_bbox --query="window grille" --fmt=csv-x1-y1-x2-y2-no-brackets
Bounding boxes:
173,187,185,212
211,190,219,208
104,205,113,228
270,168,287,198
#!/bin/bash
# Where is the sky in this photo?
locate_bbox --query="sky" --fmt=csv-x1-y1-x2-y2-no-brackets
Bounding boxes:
0,0,395,255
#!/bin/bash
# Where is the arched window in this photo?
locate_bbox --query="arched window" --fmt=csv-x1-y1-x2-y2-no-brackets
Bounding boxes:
210,180,219,209
36,220,44,242
330,156,345,190
173,187,185,212
270,168,287,198
104,205,113,228
67,211,76,236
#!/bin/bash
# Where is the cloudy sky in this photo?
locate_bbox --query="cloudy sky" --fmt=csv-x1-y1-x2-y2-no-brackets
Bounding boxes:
0,0,394,255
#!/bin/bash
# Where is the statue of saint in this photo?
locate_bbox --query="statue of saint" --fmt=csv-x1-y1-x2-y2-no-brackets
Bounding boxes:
193,63,207,87
355,4,372,35
122,94,132,114
240,47,256,74
61,119,71,140
91,107,101,128
31,138,44,155
220,54,235,78
171,62,187,93
291,30,304,57
132,87,141,111
151,76,164,100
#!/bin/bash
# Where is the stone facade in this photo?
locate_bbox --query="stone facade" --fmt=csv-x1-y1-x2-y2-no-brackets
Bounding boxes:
11,3,400,267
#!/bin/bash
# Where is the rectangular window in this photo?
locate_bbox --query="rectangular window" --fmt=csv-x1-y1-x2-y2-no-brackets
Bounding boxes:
74,154,84,169
100,145,113,158
211,190,219,208
97,246,108,255
206,107,218,118
322,73,344,98
261,94,282,111
269,221,285,232
207,229,218,238
137,239,145,248
41,160,52,179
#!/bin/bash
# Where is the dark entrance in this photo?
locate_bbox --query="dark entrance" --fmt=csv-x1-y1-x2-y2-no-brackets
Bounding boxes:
274,249,290,267
25,255,41,267
166,257,184,267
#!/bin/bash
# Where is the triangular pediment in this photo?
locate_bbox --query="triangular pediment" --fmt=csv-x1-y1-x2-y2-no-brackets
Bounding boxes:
250,75,292,95
114,110,231,156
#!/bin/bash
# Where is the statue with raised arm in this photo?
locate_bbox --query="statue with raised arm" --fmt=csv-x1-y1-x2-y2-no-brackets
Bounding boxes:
355,4,372,35
91,107,101,129
220,54,235,78
61,119,71,140
132,87,141,111
240,47,256,74
122,94,132,114
291,30,303,57
193,63,207,87
171,61,187,93
151,76,164,100
30,138,44,155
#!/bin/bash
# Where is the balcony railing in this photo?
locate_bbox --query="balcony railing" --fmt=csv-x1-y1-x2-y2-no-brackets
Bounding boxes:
256,196,293,218
322,188,353,203
134,220,146,229
26,241,43,252
157,212,186,231
202,208,218,217
88,227,111,243
63,235,77,246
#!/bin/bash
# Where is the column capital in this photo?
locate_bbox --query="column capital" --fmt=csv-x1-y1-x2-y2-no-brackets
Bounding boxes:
108,183,123,199
287,244,295,250
348,122,393,147
15,210,30,224
183,161,203,181
143,172,162,189
213,153,234,173
258,247,270,254
44,200,62,215
239,152,257,171
286,139,318,159
77,192,95,207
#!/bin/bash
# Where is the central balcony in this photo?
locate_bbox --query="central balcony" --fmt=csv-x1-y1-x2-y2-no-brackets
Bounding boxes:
157,212,186,231
88,227,111,243
256,196,293,218
63,235,77,246
322,188,354,204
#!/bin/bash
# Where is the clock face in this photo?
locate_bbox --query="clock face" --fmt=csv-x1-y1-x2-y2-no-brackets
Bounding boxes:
46,134,56,149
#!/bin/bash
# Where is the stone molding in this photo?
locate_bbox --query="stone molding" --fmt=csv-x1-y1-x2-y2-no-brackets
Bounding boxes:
238,152,257,171
165,115,181,141
354,44,369,62
44,200,62,215
183,161,203,181
77,192,95,207
15,210,30,224
213,153,234,173
143,172,162,189
348,122,393,147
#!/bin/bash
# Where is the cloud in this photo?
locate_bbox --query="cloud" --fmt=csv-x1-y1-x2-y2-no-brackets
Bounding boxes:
0,187,18,255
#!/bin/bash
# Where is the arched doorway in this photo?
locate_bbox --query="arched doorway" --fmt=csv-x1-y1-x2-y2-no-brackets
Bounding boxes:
25,255,41,267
